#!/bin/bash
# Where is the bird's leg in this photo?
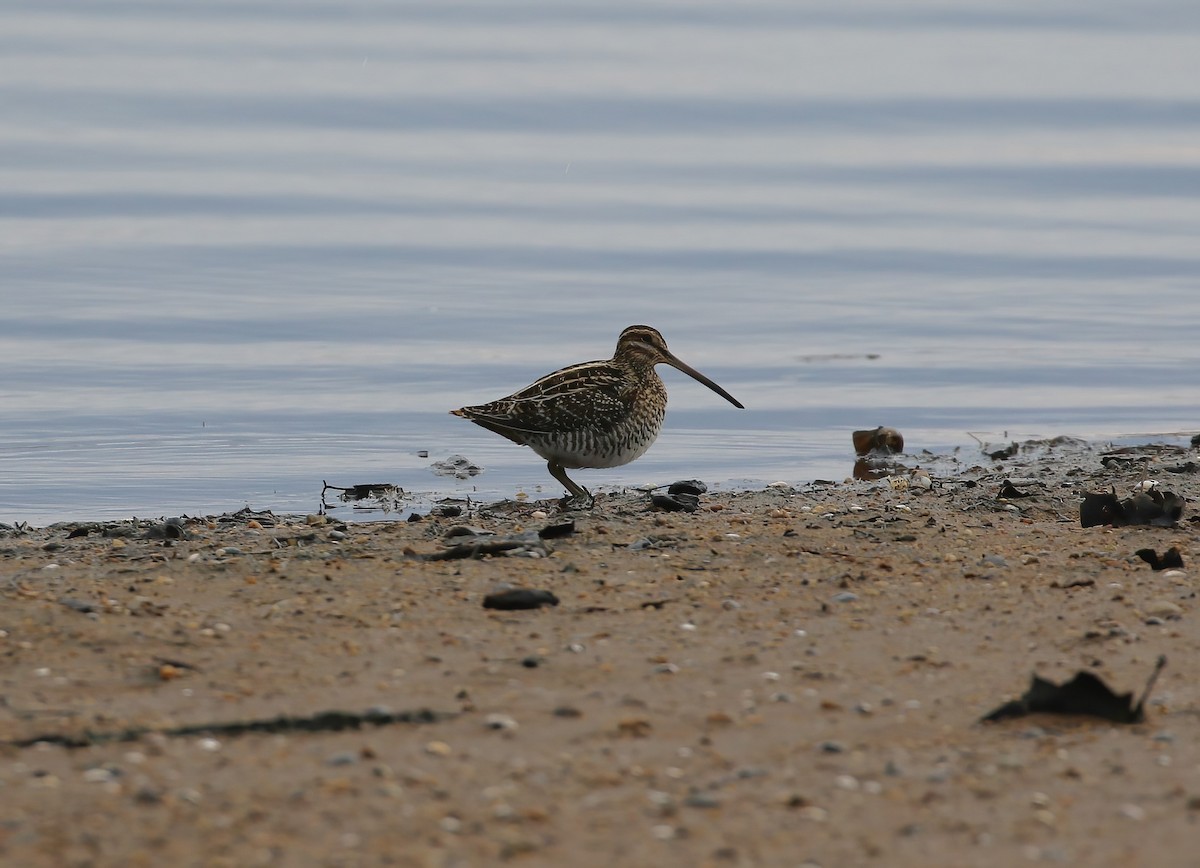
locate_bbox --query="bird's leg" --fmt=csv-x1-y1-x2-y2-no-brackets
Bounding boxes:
548,461,594,509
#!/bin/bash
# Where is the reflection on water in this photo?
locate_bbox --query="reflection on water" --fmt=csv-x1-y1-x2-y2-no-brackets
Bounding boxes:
1,1,1199,524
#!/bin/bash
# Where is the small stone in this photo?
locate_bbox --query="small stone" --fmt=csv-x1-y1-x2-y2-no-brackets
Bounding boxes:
980,554,1008,568
484,714,518,731
683,791,721,809
1118,803,1146,821
424,740,452,757
197,738,221,752
133,785,163,804
326,752,358,766
1145,600,1183,618
832,592,858,603
818,741,845,754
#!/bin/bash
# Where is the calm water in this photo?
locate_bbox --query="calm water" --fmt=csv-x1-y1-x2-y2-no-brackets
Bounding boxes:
2,1,1199,524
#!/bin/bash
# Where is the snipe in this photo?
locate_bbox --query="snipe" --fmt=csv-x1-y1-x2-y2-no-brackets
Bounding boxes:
451,325,744,506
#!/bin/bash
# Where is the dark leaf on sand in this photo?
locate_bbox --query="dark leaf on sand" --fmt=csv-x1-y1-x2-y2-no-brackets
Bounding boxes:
998,480,1036,499
981,656,1166,724
1081,487,1185,528
652,493,700,513
538,520,576,539
668,479,708,496
1136,547,1184,571
482,589,560,610
1080,491,1124,527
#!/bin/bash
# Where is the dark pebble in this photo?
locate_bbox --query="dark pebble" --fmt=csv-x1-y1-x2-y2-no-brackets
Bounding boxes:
59,597,97,614
521,655,543,668
668,479,708,496
482,589,560,611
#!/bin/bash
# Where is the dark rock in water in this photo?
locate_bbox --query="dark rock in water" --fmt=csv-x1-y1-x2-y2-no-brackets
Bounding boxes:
482,589,560,610
652,493,700,513
431,455,483,478
1136,547,1185,571
853,426,905,456
668,479,708,496
987,442,1019,460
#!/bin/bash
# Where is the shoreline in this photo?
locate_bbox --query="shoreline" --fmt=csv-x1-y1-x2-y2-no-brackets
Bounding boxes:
1,435,1197,866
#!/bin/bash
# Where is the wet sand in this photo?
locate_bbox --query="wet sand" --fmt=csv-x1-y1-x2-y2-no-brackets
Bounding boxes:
1,439,1197,867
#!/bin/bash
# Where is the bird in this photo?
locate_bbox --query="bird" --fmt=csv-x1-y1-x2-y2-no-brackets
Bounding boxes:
451,325,744,506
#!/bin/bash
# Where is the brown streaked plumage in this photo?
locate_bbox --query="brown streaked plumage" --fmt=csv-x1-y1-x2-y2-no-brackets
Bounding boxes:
451,325,744,505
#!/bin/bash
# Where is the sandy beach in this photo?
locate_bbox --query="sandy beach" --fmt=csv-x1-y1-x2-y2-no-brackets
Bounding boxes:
1,437,1197,867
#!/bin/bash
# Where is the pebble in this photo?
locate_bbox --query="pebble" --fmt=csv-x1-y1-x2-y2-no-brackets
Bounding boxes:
484,713,518,731
683,791,721,809
197,738,221,752
653,663,680,675
424,740,452,757
328,530,347,541
326,752,358,766
1118,803,1146,821
1145,600,1183,618
819,741,845,754
980,554,1008,568
831,592,858,603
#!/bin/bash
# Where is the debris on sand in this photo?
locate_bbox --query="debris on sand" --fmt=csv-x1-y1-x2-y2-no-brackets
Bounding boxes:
981,656,1166,725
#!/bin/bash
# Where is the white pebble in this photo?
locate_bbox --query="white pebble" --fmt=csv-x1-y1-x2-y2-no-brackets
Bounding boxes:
1119,803,1146,821
197,738,221,752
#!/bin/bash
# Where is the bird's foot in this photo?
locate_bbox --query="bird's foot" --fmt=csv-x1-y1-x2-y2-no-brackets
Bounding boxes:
557,491,596,511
